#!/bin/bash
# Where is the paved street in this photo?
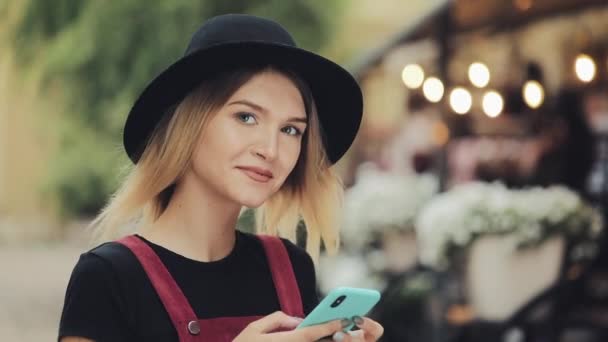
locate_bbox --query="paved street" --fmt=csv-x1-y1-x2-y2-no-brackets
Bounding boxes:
0,230,88,342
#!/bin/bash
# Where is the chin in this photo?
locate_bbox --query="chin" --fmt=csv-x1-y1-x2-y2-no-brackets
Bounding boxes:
230,182,278,209
237,195,270,209
240,201,266,209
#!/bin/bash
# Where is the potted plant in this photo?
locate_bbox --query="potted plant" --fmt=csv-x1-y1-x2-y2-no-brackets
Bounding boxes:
415,182,603,321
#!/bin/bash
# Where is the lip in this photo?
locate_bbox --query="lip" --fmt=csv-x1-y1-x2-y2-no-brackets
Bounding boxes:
236,166,274,183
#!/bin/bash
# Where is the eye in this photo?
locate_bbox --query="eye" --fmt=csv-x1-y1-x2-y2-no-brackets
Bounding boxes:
282,126,303,136
236,112,257,125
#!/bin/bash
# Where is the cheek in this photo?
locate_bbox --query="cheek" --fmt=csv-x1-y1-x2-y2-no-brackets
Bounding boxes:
190,148,213,183
278,141,302,180
191,132,227,179
289,146,302,171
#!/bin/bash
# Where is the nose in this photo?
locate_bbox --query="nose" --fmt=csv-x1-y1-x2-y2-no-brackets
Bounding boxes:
252,130,278,161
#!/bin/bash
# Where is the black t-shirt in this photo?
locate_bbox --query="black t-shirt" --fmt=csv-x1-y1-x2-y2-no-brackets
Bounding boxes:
58,231,319,341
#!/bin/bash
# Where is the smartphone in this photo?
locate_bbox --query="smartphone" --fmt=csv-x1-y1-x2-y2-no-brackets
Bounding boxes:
296,287,381,331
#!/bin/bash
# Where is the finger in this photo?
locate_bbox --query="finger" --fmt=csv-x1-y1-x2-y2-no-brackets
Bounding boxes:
334,329,367,341
332,330,352,342
352,316,384,341
286,318,349,341
347,330,365,340
248,311,302,333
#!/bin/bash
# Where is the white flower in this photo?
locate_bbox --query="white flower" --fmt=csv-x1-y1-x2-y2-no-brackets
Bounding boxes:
415,181,602,269
340,168,438,249
317,253,386,294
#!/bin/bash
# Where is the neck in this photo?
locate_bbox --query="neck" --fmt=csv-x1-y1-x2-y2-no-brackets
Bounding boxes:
140,172,242,262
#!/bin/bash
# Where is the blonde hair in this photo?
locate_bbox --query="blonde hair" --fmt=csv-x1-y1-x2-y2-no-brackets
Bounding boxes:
90,65,343,261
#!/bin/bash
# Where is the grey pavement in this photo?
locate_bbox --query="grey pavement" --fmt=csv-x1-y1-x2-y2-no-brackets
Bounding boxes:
0,230,88,342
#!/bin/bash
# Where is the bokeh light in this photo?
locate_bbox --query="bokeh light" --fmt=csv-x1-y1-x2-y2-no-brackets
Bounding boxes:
482,91,504,118
523,80,544,109
468,62,491,88
401,64,425,89
574,54,596,83
449,87,473,114
422,77,444,103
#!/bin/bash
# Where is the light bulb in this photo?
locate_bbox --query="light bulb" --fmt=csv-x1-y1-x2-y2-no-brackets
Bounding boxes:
575,54,596,83
401,64,425,89
422,77,444,103
468,62,490,88
523,80,544,109
449,87,472,114
482,91,504,118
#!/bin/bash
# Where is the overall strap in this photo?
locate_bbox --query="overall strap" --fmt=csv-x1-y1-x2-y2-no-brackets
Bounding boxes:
257,235,305,318
116,235,201,342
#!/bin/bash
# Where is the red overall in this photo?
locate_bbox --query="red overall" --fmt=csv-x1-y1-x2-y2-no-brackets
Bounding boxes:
117,234,304,341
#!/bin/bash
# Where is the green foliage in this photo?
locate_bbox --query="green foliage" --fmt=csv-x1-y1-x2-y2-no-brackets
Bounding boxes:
43,118,128,218
236,208,256,234
8,0,345,218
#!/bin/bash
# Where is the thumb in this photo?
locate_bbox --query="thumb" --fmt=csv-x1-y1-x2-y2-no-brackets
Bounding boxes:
249,311,303,333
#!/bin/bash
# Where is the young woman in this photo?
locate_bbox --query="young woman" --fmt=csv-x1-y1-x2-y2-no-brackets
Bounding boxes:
58,14,383,342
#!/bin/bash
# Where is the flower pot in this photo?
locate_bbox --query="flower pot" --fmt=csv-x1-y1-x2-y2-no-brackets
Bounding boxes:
465,234,565,321
382,230,418,273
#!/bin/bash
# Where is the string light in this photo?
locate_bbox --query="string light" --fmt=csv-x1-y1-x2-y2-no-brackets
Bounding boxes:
468,62,490,88
482,91,504,118
401,64,425,89
522,80,544,109
422,77,444,103
574,54,596,83
449,87,472,114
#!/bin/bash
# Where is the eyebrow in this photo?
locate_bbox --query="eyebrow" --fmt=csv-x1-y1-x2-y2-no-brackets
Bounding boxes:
228,99,307,124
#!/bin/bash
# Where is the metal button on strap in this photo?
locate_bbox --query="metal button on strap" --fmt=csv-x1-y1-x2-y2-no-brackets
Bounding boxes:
188,320,201,335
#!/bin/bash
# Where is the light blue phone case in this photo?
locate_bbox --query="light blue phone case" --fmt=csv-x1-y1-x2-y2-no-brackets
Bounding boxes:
296,287,381,331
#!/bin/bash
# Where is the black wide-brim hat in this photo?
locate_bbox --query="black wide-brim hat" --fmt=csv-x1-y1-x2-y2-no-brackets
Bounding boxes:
123,14,363,165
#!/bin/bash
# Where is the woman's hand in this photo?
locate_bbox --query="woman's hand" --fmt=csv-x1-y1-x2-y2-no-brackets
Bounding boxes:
233,311,349,341
326,316,384,342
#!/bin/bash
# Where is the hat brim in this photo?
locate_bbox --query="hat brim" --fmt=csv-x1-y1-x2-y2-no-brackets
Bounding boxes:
123,42,363,164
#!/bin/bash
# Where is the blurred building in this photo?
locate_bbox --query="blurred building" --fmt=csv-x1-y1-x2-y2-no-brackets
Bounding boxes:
346,1,608,340
349,0,608,192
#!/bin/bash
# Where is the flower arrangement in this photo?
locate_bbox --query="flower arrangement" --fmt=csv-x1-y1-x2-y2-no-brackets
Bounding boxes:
415,181,603,269
340,164,439,250
317,165,439,294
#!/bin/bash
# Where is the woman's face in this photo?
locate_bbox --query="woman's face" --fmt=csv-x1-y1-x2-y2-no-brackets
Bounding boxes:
189,70,307,208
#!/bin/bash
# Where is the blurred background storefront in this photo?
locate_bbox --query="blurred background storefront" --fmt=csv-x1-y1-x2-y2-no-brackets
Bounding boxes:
333,0,608,341
2,0,608,341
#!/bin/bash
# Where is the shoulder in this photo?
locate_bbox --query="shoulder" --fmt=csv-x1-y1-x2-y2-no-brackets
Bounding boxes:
70,242,129,276
68,240,143,288
62,240,148,315
88,240,139,270
61,243,132,314
60,242,140,341
88,240,133,258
